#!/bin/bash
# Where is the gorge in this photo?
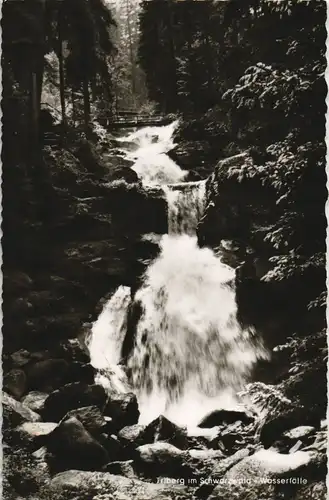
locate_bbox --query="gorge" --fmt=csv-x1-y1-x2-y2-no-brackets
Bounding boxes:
2,1,326,498
88,122,269,428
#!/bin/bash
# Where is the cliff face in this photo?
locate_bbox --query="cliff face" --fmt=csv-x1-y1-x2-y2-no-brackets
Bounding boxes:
198,151,326,343
3,134,167,355
197,152,327,416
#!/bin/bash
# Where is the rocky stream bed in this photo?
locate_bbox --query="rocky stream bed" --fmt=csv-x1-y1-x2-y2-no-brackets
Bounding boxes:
2,124,327,500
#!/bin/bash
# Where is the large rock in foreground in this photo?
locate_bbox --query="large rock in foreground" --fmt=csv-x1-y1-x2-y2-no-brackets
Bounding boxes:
42,383,107,422
135,442,191,479
104,392,140,431
198,409,254,428
48,470,191,499
3,392,41,435
46,416,109,472
208,449,320,500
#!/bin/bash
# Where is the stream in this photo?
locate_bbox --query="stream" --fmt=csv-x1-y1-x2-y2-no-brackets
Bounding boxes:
87,122,269,428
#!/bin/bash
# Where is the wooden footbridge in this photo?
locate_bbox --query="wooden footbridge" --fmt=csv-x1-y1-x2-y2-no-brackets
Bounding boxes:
99,110,174,129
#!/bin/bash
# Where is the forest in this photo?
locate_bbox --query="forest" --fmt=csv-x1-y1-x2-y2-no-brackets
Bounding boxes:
2,1,328,500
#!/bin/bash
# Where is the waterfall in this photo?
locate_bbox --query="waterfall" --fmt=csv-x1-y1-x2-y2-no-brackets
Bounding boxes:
127,235,267,426
89,122,269,427
164,181,207,235
116,121,188,186
88,286,131,370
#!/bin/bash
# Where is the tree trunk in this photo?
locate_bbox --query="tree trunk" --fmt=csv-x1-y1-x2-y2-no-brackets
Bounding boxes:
167,3,178,112
126,0,136,98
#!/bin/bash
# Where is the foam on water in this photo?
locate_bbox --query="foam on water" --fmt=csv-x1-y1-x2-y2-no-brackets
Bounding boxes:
88,121,269,427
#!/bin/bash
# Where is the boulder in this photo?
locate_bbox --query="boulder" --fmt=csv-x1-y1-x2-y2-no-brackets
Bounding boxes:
104,392,139,431
102,460,138,479
284,426,316,441
62,406,108,437
97,433,124,462
188,449,225,461
21,391,48,414
64,361,95,385
272,426,316,453
12,422,57,450
194,448,251,498
46,416,109,472
220,420,256,453
140,415,190,450
212,448,251,477
3,369,27,399
118,424,146,451
134,442,190,479
3,392,41,435
56,338,90,363
26,359,69,392
208,449,319,500
198,409,254,428
42,383,107,422
48,470,191,499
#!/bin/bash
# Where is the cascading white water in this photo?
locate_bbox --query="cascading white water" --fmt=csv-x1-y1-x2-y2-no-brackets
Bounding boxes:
127,234,268,426
88,286,131,369
117,121,188,186
164,181,207,235
89,122,269,427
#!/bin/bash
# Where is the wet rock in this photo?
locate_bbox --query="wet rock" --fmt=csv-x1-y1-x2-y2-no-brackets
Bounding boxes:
212,448,251,476
134,442,190,479
208,449,319,500
62,406,108,437
220,420,256,453
3,392,41,435
21,391,48,414
64,361,95,385
188,449,225,460
56,338,90,363
184,448,227,482
48,470,191,499
283,425,316,441
26,358,69,392
140,415,190,450
198,409,254,428
118,424,146,451
43,383,107,422
104,392,139,431
110,165,139,183
97,433,124,462
3,369,27,400
46,416,109,472
273,426,316,453
102,459,138,479
12,422,57,450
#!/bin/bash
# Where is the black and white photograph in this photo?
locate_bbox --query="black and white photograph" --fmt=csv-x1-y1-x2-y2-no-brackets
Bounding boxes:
1,0,328,499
